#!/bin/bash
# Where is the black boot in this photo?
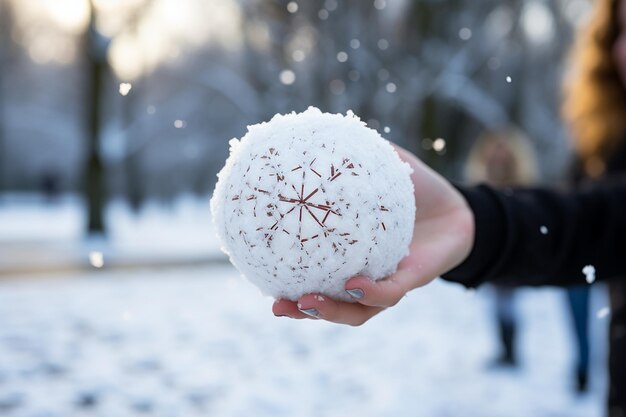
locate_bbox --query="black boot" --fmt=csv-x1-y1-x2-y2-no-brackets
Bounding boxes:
576,368,588,393
489,321,517,368
500,321,517,366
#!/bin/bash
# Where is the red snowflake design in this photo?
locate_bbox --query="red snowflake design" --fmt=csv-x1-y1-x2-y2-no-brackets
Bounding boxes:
267,155,359,253
228,148,391,268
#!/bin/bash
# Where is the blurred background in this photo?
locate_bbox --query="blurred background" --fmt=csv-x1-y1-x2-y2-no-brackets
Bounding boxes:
0,0,612,416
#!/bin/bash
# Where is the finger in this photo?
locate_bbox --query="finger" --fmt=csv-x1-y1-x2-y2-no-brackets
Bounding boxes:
344,264,430,308
272,299,312,319
296,294,385,326
344,274,406,308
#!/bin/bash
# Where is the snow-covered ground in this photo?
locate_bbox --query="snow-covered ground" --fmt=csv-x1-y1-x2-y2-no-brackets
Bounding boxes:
0,194,611,416
0,194,225,275
0,266,609,417
0,193,221,256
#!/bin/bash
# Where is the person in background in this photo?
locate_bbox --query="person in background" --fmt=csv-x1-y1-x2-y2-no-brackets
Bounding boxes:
465,128,538,368
466,129,593,392
562,0,626,407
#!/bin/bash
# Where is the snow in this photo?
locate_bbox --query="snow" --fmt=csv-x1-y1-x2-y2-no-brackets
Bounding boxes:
459,27,472,41
0,194,224,271
433,138,447,152
210,108,415,302
118,83,132,96
88,251,105,269
0,194,609,416
279,70,296,86
292,50,305,62
583,265,596,284
0,267,607,417
286,2,298,13
596,307,610,319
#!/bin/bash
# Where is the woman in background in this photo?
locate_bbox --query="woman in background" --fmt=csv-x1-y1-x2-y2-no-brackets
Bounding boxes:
466,129,592,392
465,129,537,369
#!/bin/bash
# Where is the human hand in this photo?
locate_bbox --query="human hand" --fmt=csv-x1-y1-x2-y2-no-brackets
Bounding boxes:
272,144,475,325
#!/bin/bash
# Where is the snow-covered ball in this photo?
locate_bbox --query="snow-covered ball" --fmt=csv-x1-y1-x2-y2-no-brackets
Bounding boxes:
210,107,415,301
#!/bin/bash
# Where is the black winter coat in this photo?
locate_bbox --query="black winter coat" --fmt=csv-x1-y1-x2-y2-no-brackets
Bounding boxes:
442,177,626,416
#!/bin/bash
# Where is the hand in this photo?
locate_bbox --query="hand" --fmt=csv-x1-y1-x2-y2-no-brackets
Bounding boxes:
273,144,475,325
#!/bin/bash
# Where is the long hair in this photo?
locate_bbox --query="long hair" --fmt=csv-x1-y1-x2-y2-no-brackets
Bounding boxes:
563,0,626,177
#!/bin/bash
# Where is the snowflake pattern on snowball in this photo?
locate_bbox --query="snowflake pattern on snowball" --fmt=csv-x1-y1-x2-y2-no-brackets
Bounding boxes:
211,107,415,301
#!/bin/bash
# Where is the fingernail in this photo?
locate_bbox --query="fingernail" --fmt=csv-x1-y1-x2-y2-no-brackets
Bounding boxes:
299,308,320,318
346,288,365,299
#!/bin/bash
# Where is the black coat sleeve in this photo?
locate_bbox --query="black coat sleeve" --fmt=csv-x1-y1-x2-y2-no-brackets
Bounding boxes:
441,179,626,288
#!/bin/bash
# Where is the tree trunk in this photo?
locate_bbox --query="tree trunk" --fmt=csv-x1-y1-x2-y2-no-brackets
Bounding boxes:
84,5,107,235
0,0,8,192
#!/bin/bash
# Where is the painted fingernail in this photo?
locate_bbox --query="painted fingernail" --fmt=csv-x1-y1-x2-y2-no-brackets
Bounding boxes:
299,308,320,318
346,288,365,299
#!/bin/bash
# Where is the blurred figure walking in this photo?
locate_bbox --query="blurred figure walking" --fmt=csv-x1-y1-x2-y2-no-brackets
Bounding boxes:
466,129,593,392
465,128,537,368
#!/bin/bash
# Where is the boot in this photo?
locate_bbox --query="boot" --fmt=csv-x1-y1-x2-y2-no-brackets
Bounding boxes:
499,321,517,366
488,321,517,368
576,368,588,393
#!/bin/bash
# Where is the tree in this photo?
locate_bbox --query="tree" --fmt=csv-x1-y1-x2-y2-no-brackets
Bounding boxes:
0,0,10,191
83,1,109,235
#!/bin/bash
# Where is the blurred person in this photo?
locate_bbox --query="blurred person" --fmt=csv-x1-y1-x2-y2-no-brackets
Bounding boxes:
465,128,538,368
274,0,626,414
467,129,592,391
41,169,61,203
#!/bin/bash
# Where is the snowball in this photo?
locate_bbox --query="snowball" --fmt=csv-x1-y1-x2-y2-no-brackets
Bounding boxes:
210,107,415,301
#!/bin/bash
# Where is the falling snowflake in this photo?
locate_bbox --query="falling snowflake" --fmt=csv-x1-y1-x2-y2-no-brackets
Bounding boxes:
119,83,132,96
582,265,596,284
89,251,104,268
287,1,298,13
597,307,610,319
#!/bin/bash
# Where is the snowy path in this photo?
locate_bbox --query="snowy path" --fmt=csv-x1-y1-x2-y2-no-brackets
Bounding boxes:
0,266,608,417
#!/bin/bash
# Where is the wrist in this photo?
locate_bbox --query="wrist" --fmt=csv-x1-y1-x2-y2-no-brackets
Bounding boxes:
442,184,505,287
